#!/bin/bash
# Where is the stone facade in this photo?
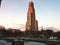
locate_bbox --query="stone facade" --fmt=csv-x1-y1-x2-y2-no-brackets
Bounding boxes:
26,1,38,31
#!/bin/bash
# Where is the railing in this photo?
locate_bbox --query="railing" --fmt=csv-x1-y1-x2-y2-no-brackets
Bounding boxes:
0,37,60,45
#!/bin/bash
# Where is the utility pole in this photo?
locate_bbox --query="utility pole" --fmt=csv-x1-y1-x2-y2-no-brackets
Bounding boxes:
0,0,2,7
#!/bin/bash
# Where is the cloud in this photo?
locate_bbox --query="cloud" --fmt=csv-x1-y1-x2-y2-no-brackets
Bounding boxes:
5,24,25,31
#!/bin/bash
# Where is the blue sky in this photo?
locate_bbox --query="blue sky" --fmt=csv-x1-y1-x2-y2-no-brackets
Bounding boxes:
0,0,60,30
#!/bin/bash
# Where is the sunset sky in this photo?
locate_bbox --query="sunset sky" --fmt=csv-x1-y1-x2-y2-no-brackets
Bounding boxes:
0,0,60,30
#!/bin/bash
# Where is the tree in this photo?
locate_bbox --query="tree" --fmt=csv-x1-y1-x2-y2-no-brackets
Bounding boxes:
55,31,60,39
0,25,6,37
42,29,53,38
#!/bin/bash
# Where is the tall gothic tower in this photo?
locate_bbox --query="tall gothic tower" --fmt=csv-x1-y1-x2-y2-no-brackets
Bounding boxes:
26,1,38,31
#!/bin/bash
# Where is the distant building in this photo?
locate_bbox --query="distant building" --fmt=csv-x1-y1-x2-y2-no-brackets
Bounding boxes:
26,1,38,31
